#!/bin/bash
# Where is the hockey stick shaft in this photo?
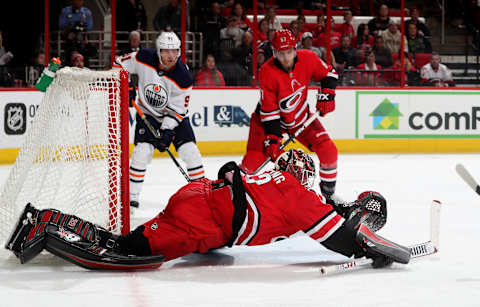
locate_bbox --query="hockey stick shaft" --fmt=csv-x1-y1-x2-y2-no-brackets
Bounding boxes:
455,164,480,196
251,112,321,175
320,240,437,275
321,200,441,275
131,100,191,183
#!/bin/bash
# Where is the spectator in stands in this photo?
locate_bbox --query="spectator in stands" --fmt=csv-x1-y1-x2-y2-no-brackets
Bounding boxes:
339,10,355,39
380,21,408,55
216,48,251,86
70,52,85,68
368,4,391,36
233,31,253,74
116,0,147,32
385,52,420,86
264,6,283,31
0,30,14,87
63,28,97,68
194,54,226,87
355,50,384,86
298,32,323,59
353,24,374,63
220,16,245,48
256,19,269,44
229,2,251,32
153,0,181,33
257,48,266,70
405,7,431,38
119,31,142,55
314,17,342,49
420,52,455,87
333,35,359,75
406,23,432,54
296,15,308,38
372,36,393,68
202,2,226,58
288,20,301,42
0,31,13,66
312,14,325,37
27,51,45,86
59,0,93,32
258,29,275,60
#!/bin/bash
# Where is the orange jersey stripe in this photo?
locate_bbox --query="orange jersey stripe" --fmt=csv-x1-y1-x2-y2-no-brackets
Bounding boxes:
129,172,145,178
188,170,205,177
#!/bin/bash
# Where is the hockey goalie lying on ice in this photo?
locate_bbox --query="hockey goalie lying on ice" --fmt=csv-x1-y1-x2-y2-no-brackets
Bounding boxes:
5,149,411,270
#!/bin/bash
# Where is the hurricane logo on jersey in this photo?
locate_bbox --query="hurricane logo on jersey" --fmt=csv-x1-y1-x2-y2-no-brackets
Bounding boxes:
144,83,168,109
279,85,306,111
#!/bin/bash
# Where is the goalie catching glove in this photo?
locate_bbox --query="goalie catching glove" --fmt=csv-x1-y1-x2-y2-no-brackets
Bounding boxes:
316,88,336,116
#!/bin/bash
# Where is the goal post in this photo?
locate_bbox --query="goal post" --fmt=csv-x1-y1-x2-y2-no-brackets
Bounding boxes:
0,67,130,252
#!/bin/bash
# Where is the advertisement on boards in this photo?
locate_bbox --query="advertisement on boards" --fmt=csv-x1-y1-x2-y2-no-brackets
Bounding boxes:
356,91,480,139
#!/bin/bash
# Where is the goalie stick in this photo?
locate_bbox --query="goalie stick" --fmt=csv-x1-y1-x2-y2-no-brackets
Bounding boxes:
131,100,191,183
320,200,441,275
251,112,321,175
455,164,480,196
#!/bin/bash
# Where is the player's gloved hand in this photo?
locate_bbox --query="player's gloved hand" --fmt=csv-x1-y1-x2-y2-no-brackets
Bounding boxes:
316,88,336,116
154,129,175,152
264,134,284,162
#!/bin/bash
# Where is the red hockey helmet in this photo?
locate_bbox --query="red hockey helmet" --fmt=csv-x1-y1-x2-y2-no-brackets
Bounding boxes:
275,149,316,189
271,29,297,52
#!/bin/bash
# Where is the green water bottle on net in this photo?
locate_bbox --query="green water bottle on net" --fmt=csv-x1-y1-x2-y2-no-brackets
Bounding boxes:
35,57,62,92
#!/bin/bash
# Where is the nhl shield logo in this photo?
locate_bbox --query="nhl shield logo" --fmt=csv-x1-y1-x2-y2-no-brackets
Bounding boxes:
4,103,26,135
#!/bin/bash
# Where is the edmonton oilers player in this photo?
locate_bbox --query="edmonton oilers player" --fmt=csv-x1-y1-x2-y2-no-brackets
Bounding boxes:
114,32,204,208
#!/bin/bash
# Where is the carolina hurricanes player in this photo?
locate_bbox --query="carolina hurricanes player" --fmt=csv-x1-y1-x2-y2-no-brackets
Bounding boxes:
113,32,204,208
7,149,410,270
241,29,340,202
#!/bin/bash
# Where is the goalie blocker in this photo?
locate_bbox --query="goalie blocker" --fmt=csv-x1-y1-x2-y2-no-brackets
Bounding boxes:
5,204,164,270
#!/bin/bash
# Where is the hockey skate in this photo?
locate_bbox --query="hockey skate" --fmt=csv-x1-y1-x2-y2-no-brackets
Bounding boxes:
5,203,46,264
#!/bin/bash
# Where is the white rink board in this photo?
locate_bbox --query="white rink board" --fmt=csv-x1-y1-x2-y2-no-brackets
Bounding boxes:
0,88,479,150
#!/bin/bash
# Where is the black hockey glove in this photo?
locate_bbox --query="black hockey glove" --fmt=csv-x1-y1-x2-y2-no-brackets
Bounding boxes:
154,129,175,152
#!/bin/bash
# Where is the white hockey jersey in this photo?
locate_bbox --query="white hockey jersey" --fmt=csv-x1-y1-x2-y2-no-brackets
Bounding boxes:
420,63,453,83
113,49,193,130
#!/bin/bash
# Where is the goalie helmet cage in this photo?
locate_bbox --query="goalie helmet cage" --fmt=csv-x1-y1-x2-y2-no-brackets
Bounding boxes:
0,68,130,254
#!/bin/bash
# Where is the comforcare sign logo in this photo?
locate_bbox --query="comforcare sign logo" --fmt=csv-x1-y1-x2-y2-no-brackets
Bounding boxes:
356,91,480,139
370,98,402,130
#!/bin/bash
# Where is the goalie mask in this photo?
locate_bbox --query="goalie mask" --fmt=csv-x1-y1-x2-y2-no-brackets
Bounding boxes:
156,32,181,65
275,149,316,189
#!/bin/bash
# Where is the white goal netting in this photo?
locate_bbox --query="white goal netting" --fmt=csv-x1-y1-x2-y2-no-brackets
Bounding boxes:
0,67,129,255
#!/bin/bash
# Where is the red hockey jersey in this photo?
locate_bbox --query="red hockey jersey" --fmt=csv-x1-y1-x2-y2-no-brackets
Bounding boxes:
258,49,338,131
233,170,344,246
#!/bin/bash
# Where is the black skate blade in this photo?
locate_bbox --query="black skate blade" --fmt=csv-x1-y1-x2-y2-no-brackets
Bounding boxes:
5,203,38,253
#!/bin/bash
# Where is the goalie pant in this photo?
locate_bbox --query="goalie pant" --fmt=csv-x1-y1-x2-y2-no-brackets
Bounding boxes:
128,172,360,261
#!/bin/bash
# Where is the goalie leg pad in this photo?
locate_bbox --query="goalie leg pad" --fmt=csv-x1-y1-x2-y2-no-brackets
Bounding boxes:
356,223,411,265
5,203,46,264
44,224,164,270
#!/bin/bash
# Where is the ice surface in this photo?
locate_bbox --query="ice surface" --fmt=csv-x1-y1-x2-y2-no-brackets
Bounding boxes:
1,154,479,306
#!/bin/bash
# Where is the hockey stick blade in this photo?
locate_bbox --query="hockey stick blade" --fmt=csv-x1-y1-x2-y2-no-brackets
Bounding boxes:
320,241,437,276
455,164,480,196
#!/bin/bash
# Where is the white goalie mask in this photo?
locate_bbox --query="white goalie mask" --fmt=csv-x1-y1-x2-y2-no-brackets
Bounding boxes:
156,32,181,65
275,149,316,189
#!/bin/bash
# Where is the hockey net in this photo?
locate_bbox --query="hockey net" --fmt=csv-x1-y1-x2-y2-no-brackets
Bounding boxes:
0,67,130,256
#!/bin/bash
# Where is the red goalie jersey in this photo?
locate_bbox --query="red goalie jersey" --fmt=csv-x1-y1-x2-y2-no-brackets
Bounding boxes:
259,49,337,131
